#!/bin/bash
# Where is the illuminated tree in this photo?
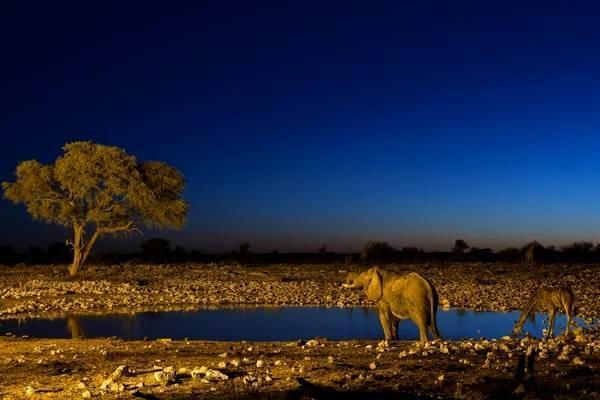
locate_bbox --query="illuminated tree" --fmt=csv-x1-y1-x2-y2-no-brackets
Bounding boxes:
2,141,188,276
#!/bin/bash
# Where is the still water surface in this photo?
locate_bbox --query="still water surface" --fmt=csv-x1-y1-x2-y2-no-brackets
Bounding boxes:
0,307,581,341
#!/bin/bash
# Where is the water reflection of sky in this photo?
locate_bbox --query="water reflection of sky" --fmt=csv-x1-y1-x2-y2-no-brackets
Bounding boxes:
0,308,585,341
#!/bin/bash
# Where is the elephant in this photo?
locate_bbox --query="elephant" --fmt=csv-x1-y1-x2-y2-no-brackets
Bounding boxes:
342,267,441,342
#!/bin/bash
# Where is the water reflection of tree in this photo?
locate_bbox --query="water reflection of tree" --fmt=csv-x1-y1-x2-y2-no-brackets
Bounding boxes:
67,316,85,339
66,314,141,339
121,313,142,338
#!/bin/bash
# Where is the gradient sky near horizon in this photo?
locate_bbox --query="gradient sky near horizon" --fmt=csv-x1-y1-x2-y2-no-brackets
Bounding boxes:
3,1,600,253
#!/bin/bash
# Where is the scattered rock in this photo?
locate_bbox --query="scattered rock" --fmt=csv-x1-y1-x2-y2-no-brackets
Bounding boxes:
154,367,177,386
573,356,585,365
100,365,129,391
191,366,229,381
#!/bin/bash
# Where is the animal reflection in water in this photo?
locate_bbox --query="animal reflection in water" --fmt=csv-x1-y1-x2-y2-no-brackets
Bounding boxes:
513,286,575,338
342,267,441,342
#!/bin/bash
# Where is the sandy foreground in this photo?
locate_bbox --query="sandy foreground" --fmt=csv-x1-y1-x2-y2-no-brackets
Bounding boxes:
0,263,599,399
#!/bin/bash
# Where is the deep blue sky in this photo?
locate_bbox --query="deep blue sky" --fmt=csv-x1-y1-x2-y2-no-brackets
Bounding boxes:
2,1,600,253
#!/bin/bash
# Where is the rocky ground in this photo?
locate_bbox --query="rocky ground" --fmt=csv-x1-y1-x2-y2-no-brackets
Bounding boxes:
0,329,599,399
0,262,599,399
0,263,598,320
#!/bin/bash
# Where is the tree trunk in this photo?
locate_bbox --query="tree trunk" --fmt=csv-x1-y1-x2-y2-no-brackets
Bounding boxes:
69,246,83,277
69,225,85,277
69,225,102,277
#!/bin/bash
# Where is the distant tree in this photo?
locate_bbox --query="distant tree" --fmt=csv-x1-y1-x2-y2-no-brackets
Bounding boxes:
47,241,71,264
400,246,424,262
24,246,45,264
189,249,204,262
232,242,253,264
141,238,172,262
0,245,16,265
318,244,331,263
452,239,470,254
469,247,494,262
2,141,188,276
544,245,560,263
359,241,398,264
563,241,594,253
562,241,594,262
401,246,422,253
496,247,521,263
171,246,188,262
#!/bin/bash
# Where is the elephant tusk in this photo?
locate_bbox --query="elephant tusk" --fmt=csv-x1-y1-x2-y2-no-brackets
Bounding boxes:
341,283,352,288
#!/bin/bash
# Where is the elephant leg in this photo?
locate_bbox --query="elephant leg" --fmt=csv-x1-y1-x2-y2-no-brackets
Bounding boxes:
427,308,441,340
418,325,428,342
413,314,429,342
377,308,393,340
547,308,556,338
429,324,441,340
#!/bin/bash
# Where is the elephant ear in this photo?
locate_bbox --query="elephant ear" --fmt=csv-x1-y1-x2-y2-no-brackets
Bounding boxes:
365,268,383,301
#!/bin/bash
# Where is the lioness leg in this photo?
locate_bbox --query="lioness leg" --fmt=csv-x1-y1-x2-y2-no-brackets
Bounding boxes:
563,299,573,336
547,308,556,338
390,316,399,340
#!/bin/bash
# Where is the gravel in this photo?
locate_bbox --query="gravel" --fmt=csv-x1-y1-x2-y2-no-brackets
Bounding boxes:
0,263,598,321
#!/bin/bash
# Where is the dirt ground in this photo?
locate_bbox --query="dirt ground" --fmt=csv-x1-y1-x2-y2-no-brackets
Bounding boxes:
0,332,599,399
0,263,599,399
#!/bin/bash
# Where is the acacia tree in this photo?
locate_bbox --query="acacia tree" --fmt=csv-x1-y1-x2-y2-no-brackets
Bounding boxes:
2,141,188,276
452,239,469,254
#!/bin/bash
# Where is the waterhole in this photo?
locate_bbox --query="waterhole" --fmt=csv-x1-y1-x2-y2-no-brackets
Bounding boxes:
0,307,583,341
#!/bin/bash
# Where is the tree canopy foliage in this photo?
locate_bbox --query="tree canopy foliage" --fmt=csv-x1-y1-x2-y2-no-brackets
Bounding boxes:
141,237,172,262
359,241,398,264
452,239,470,254
2,141,188,275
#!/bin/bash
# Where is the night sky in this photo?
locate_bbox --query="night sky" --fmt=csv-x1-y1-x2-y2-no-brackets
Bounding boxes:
3,2,600,253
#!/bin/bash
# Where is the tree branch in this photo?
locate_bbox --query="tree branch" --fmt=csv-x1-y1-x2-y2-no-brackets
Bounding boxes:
98,221,134,234
34,198,63,203
80,229,102,265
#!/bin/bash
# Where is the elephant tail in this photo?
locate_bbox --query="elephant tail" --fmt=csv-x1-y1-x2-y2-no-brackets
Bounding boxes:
429,283,442,340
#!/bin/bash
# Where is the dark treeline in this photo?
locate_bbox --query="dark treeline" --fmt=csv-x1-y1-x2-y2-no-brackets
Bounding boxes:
1,238,600,266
